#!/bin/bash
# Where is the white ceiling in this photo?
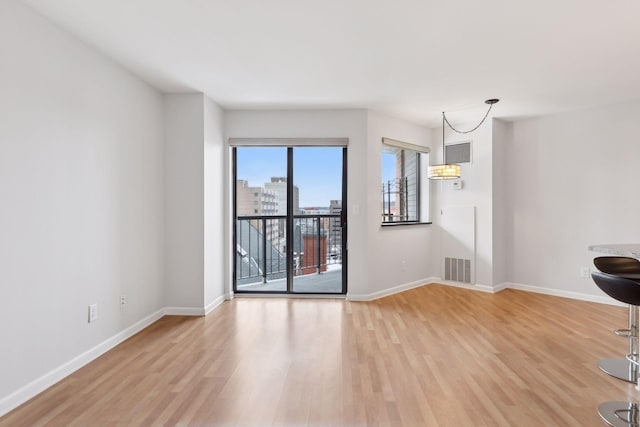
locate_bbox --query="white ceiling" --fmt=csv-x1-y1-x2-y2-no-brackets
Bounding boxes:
23,0,640,126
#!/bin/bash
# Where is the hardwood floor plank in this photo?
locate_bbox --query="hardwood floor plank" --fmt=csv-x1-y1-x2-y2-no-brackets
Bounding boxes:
2,284,638,426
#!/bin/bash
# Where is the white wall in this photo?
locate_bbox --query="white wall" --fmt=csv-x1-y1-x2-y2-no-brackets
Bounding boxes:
431,118,495,286
366,111,437,294
506,101,640,296
492,119,509,285
164,94,227,310
164,94,205,308
203,97,227,307
0,0,164,406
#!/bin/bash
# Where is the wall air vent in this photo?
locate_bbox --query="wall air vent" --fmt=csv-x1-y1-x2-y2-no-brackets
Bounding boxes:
444,257,472,283
445,141,472,164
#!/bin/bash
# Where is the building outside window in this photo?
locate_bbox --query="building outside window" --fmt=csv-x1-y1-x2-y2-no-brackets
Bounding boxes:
381,139,429,224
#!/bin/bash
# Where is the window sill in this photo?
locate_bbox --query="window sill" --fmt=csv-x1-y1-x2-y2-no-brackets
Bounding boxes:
381,221,432,227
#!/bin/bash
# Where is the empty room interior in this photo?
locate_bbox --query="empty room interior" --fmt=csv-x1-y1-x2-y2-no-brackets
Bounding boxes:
2,0,640,425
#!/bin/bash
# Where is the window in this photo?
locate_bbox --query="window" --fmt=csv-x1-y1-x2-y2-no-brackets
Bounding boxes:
381,138,429,224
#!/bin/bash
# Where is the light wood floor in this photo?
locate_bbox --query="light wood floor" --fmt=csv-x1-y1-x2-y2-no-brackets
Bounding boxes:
2,284,637,426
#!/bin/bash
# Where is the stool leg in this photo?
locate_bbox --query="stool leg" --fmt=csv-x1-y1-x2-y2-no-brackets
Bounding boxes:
598,305,640,383
632,306,640,391
598,401,640,427
630,305,638,365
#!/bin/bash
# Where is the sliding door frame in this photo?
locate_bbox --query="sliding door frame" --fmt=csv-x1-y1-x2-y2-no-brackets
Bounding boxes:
231,144,347,295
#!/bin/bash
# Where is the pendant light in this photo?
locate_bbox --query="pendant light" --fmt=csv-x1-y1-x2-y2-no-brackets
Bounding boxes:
428,99,499,180
427,113,461,180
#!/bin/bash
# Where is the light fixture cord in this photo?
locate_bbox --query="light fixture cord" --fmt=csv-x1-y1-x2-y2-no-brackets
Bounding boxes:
443,102,495,134
442,113,446,163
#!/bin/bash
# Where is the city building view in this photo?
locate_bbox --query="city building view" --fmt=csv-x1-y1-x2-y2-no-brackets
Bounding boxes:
235,176,343,293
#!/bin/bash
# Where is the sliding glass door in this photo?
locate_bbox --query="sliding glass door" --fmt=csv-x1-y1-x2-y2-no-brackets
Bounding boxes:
234,147,288,291
233,146,346,294
292,147,344,293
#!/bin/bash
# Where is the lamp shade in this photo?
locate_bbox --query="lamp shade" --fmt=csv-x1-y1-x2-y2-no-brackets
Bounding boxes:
427,164,460,180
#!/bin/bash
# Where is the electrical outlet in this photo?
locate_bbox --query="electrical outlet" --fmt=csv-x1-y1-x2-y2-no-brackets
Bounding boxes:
88,304,98,323
401,260,407,271
580,266,590,279
120,295,126,308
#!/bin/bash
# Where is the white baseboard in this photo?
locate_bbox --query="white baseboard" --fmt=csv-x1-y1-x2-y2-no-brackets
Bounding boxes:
347,277,438,301
491,282,509,293
427,279,498,294
502,282,625,307
204,294,227,315
0,295,231,418
0,308,164,418
427,278,622,305
163,306,205,316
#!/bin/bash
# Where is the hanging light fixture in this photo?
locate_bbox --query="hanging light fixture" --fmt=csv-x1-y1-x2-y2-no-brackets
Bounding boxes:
427,114,462,180
428,99,499,180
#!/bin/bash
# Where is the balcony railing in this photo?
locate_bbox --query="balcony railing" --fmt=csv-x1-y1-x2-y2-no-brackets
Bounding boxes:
382,177,417,222
235,213,343,286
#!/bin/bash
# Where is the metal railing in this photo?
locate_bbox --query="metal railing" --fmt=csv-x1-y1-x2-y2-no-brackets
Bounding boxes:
382,177,417,222
235,213,342,286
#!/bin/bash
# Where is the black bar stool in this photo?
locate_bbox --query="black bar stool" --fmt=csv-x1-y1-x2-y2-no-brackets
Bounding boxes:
594,257,640,281
592,269,640,427
594,257,640,383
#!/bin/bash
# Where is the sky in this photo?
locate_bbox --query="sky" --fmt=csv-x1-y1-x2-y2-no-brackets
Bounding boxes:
381,151,396,185
236,147,344,207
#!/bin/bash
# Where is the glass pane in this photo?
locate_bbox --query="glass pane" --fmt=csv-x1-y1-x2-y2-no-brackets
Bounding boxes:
235,147,287,292
292,147,343,293
235,218,287,291
236,147,287,217
382,147,419,223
